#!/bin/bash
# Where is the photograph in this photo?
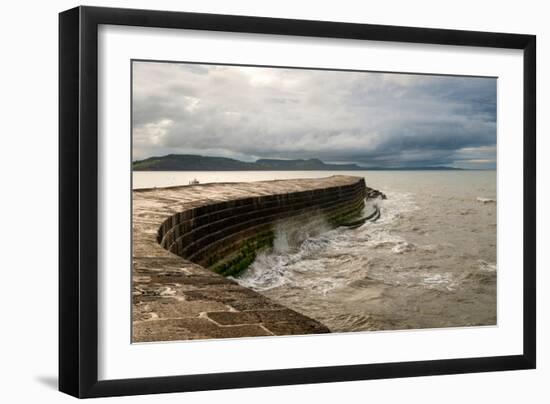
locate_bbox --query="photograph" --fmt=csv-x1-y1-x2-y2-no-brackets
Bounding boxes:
131,60,497,343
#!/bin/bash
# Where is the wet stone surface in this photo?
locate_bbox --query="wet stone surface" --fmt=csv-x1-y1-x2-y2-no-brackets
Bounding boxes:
133,176,365,342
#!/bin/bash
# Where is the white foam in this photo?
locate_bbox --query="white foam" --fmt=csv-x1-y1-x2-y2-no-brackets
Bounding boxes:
236,191,420,293
476,197,496,204
420,273,458,291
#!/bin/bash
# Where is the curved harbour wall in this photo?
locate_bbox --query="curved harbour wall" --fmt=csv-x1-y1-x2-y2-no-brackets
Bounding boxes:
133,176,369,342
157,177,366,276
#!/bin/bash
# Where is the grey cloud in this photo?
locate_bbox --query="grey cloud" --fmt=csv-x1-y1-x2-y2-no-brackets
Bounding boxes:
132,61,496,168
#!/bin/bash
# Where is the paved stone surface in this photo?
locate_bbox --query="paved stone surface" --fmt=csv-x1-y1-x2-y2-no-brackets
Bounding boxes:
133,175,367,342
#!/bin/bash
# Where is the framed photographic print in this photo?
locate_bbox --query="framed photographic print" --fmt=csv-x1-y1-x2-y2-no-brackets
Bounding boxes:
59,6,536,398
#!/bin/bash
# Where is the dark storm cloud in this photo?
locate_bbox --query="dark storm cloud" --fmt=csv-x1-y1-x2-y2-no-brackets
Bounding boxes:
132,62,497,168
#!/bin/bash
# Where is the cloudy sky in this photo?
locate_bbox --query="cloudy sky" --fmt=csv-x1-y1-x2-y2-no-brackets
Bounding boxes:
132,61,496,169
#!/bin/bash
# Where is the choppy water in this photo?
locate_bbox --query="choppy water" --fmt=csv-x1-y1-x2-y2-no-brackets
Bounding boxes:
134,170,497,331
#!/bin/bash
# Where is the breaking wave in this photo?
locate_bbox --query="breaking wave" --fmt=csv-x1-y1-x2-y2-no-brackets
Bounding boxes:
234,192,418,293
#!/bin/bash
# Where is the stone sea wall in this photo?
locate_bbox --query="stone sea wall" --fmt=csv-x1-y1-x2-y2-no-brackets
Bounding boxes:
133,176,367,342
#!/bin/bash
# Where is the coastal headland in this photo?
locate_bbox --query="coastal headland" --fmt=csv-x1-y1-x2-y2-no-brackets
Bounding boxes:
133,175,381,342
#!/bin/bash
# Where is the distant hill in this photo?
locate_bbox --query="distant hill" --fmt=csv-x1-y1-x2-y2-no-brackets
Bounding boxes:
132,154,463,171
132,155,365,171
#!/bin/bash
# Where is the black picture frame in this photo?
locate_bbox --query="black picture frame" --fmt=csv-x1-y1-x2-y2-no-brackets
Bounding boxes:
59,5,536,398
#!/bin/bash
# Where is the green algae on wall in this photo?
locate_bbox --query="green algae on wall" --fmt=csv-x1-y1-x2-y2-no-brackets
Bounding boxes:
211,232,275,277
